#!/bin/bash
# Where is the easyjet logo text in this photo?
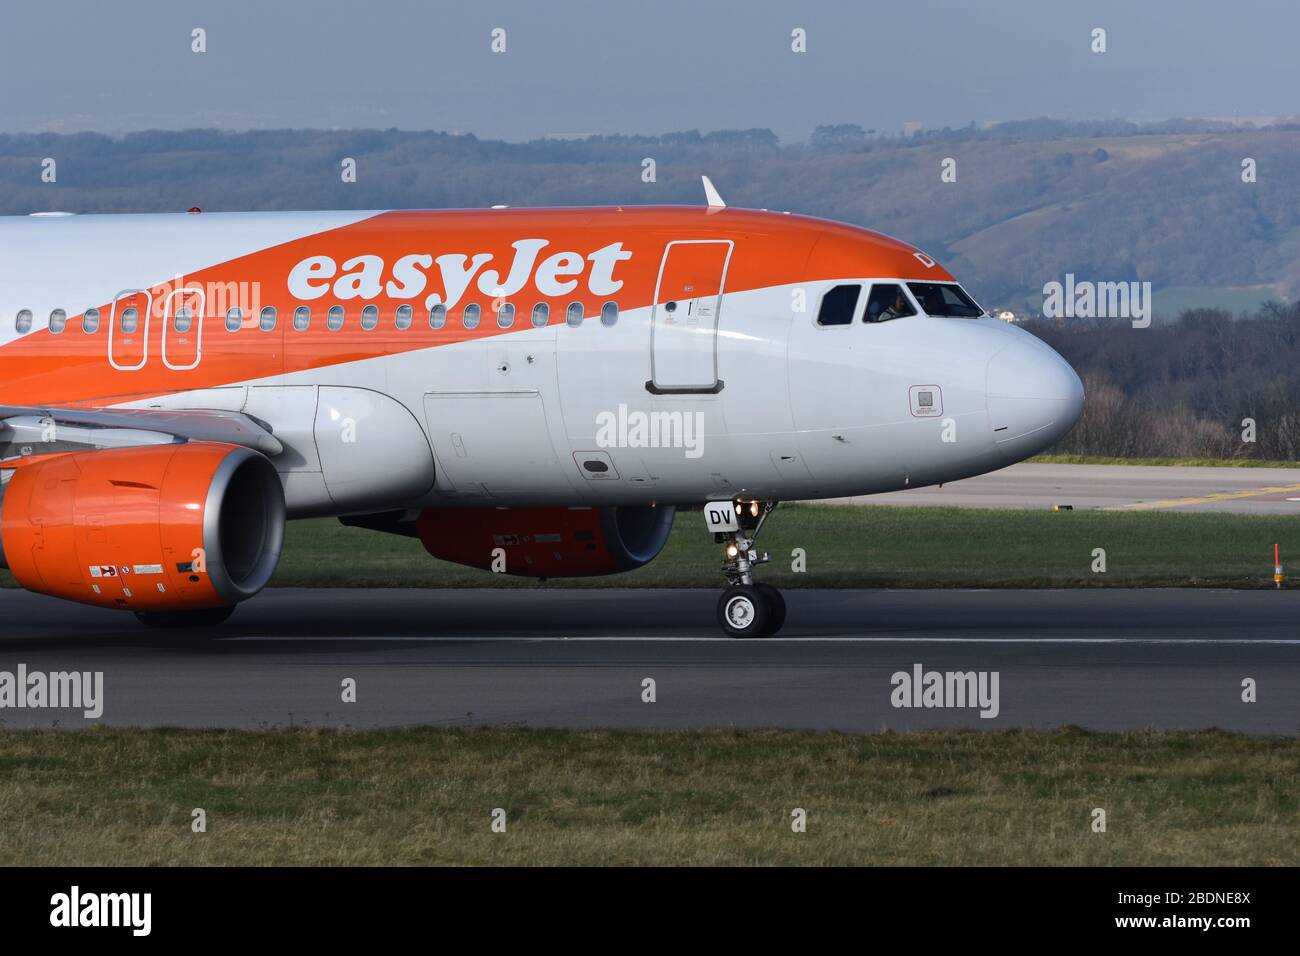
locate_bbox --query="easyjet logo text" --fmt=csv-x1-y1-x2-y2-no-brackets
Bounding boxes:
287,239,632,312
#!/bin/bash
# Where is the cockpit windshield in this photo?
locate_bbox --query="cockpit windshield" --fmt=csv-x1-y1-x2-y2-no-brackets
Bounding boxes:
863,283,916,323
906,282,983,318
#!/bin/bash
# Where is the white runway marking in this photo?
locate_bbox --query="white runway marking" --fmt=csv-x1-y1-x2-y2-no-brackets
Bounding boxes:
231,635,1300,645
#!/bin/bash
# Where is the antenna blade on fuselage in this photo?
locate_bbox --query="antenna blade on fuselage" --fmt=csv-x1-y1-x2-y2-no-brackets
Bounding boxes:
701,176,726,208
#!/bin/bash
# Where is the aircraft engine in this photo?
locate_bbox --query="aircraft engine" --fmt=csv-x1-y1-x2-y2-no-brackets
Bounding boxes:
416,505,676,577
0,442,285,615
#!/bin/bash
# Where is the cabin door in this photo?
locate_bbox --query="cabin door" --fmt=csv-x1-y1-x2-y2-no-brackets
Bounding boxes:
648,239,732,393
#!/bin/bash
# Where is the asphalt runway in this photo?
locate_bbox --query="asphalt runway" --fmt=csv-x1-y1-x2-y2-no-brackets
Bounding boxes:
826,462,1300,514
2,587,1297,733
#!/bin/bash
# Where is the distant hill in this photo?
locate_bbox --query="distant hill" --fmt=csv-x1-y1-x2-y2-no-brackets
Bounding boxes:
2,119,1298,315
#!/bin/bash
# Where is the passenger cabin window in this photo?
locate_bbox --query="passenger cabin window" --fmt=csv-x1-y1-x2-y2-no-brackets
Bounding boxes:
906,282,983,318
600,302,618,327
463,303,481,330
531,302,549,327
49,309,67,334
361,304,379,330
83,308,100,334
120,307,139,334
429,304,447,330
15,310,33,334
395,304,413,330
293,306,311,332
173,305,194,334
259,306,277,332
565,302,584,327
225,307,243,332
863,284,917,323
816,285,860,326
327,305,345,331
496,302,515,329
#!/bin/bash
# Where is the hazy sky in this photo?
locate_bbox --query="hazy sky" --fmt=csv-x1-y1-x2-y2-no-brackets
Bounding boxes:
0,0,1295,141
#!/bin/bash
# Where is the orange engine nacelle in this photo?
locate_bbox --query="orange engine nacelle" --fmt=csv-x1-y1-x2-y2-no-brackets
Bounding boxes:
0,442,285,612
416,505,676,578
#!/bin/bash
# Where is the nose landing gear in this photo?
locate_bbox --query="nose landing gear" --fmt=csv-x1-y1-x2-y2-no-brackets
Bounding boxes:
708,500,786,638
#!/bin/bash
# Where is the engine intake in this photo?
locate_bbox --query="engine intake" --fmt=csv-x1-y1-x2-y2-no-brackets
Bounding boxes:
0,442,285,611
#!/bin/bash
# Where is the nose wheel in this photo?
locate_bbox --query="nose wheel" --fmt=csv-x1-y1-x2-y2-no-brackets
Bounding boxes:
716,583,786,638
707,500,786,637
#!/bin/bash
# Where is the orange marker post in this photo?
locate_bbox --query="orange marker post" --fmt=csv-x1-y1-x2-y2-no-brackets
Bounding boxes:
1275,544,1285,589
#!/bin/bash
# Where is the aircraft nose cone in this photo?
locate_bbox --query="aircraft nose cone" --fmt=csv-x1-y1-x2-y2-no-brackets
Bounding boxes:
986,338,1085,462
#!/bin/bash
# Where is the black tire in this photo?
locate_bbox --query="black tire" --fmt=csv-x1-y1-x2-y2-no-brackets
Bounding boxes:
756,584,787,636
716,585,771,639
134,605,237,629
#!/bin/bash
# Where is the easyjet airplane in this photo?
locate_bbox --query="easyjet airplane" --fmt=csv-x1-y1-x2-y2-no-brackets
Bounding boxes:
0,179,1083,637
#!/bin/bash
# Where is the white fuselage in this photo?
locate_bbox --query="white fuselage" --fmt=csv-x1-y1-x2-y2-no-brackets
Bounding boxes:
0,207,1084,516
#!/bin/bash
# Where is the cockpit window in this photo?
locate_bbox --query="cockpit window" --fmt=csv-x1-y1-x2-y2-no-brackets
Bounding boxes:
863,283,917,323
906,282,983,318
816,284,861,326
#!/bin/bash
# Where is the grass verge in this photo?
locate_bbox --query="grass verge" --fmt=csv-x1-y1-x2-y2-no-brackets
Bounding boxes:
271,504,1296,588
3,504,1295,591
0,727,1295,865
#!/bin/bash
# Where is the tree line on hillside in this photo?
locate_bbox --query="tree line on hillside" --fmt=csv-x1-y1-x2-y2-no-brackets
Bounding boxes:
1025,304,1300,460
5,121,1300,310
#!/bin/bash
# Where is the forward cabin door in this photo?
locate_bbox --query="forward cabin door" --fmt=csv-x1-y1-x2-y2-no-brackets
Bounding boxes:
647,239,732,393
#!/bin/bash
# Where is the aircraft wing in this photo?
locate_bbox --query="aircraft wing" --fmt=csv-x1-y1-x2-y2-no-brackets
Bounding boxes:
0,405,284,460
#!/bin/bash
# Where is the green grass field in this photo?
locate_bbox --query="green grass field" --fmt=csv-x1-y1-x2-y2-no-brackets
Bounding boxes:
0,727,1294,866
2,504,1294,591
268,504,1295,589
